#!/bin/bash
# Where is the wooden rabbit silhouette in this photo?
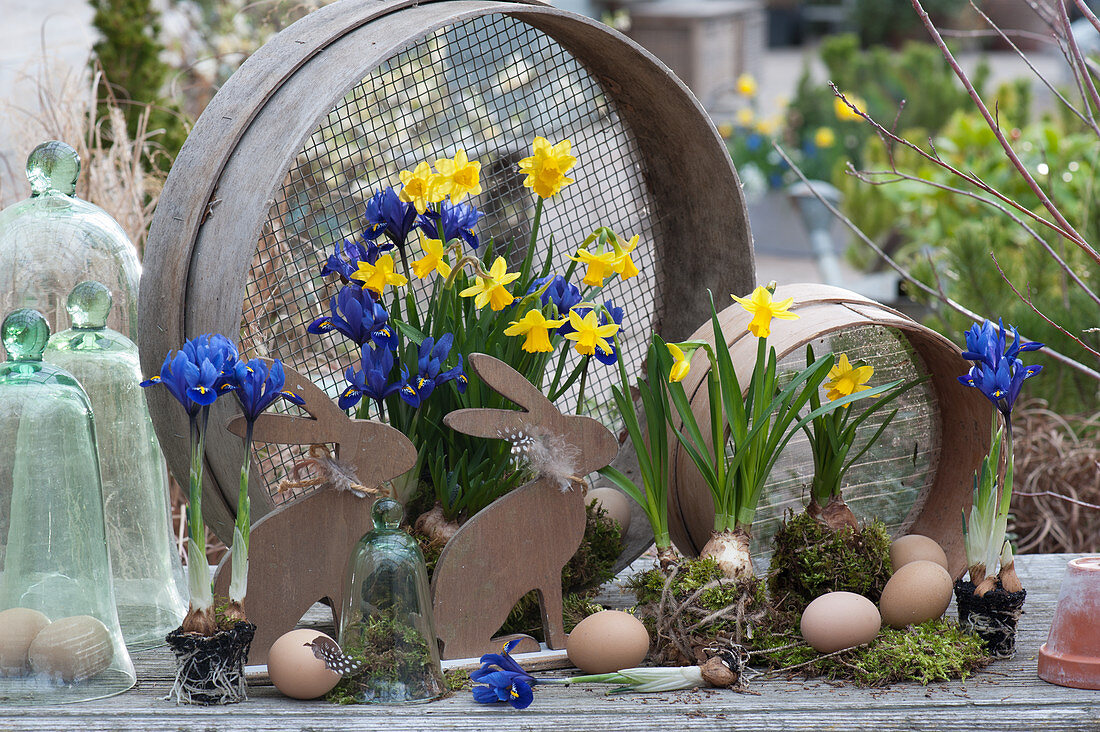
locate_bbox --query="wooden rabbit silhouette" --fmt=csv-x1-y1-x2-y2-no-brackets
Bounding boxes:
211,363,417,664
434,353,619,659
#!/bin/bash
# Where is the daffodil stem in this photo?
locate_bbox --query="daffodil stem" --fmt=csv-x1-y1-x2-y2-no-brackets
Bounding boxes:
575,355,591,414
528,197,544,260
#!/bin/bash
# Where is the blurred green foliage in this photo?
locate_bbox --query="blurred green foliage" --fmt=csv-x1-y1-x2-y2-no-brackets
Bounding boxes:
850,0,960,47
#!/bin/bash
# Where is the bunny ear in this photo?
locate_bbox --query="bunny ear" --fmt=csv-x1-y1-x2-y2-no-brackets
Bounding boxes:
466,353,556,419
444,407,539,441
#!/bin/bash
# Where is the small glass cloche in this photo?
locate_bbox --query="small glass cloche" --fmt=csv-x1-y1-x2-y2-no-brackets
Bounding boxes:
44,282,187,650
337,498,446,703
0,309,135,704
0,141,140,340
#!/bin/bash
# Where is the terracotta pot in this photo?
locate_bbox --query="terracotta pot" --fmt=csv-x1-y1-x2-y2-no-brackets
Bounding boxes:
1038,556,1100,690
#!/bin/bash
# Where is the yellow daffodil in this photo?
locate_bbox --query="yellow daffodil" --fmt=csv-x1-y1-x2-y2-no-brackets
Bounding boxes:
755,117,779,136
834,94,866,123
398,161,444,214
736,108,755,127
814,127,836,148
504,309,566,353
565,308,619,356
433,149,482,201
731,285,799,338
610,234,640,280
667,343,690,383
572,248,618,287
518,137,577,199
459,256,521,311
411,236,452,279
824,354,874,402
735,73,758,97
351,254,408,297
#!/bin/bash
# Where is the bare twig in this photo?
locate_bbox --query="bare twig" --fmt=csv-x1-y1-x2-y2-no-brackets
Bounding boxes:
1058,0,1100,118
1015,490,1100,511
911,0,1100,266
1075,0,1100,35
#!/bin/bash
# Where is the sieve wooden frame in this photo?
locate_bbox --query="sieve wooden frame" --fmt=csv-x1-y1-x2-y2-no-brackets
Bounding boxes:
139,0,755,540
668,284,993,578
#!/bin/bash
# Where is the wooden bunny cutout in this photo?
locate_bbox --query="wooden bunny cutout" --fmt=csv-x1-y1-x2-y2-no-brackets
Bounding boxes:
211,363,417,664
434,353,619,659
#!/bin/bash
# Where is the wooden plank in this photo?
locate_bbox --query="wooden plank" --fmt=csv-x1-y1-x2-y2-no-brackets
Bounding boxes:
0,554,1093,731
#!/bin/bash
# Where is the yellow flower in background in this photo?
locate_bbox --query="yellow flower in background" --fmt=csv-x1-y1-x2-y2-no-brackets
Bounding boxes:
731,285,798,338
411,236,452,279
610,234,640,280
755,116,779,136
736,108,755,127
433,149,482,201
398,161,443,214
459,256,521,311
667,343,690,383
717,122,734,139
504,309,566,353
824,353,874,402
518,137,578,199
735,73,758,97
351,254,408,297
572,248,617,287
565,309,619,356
834,94,866,122
814,127,836,148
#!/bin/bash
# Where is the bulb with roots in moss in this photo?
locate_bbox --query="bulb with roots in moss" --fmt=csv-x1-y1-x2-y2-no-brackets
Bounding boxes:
699,528,754,580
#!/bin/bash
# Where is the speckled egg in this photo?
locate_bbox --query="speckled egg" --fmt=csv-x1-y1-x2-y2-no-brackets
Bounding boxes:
567,610,649,673
879,560,953,629
0,608,50,676
28,615,113,682
587,487,632,533
890,534,949,572
268,629,342,700
800,592,881,653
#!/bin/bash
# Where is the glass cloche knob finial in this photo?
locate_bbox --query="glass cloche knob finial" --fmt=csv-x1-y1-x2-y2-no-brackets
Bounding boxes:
372,498,404,530
67,281,113,330
26,140,80,197
2,309,50,361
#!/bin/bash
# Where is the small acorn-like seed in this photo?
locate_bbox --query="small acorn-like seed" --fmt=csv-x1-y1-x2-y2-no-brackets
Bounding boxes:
28,615,114,683
699,656,738,688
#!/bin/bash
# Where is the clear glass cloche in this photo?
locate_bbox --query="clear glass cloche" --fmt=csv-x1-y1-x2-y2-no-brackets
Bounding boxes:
337,498,445,703
0,309,135,704
0,141,140,340
44,282,187,650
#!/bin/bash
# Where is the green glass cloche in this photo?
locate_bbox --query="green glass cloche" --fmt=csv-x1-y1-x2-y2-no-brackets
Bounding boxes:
0,309,135,704
0,141,140,340
337,499,446,703
44,282,187,651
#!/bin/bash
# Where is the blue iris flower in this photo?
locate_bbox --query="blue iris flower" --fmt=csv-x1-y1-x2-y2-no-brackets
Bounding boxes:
416,199,484,250
745,133,763,151
593,303,624,366
958,319,1043,421
307,285,396,348
526,275,582,320
471,639,536,710
364,187,418,251
399,333,468,408
339,344,402,411
232,358,305,423
142,334,239,415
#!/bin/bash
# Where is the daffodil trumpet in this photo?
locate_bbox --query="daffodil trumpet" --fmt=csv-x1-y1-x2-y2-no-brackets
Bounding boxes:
662,288,892,579
802,346,923,532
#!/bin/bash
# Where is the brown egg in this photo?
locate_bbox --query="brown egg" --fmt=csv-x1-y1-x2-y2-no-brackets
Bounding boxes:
567,610,649,673
28,615,114,682
268,629,342,700
0,608,50,676
890,534,949,572
587,487,632,533
879,560,953,629
800,592,881,653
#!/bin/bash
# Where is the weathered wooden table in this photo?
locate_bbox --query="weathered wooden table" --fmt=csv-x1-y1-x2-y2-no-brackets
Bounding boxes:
1,553,1095,731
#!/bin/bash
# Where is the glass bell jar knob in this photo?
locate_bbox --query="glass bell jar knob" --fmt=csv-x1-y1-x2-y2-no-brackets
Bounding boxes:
67,281,112,330
26,141,80,197
0,307,135,703
337,498,446,703
43,283,187,651
2,309,49,362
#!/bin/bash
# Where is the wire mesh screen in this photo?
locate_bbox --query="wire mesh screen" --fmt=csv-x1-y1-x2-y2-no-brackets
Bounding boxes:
744,325,942,570
238,14,662,502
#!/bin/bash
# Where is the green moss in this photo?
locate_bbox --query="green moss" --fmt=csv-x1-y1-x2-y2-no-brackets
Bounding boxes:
444,668,470,692
325,615,439,704
749,618,990,686
768,512,892,612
